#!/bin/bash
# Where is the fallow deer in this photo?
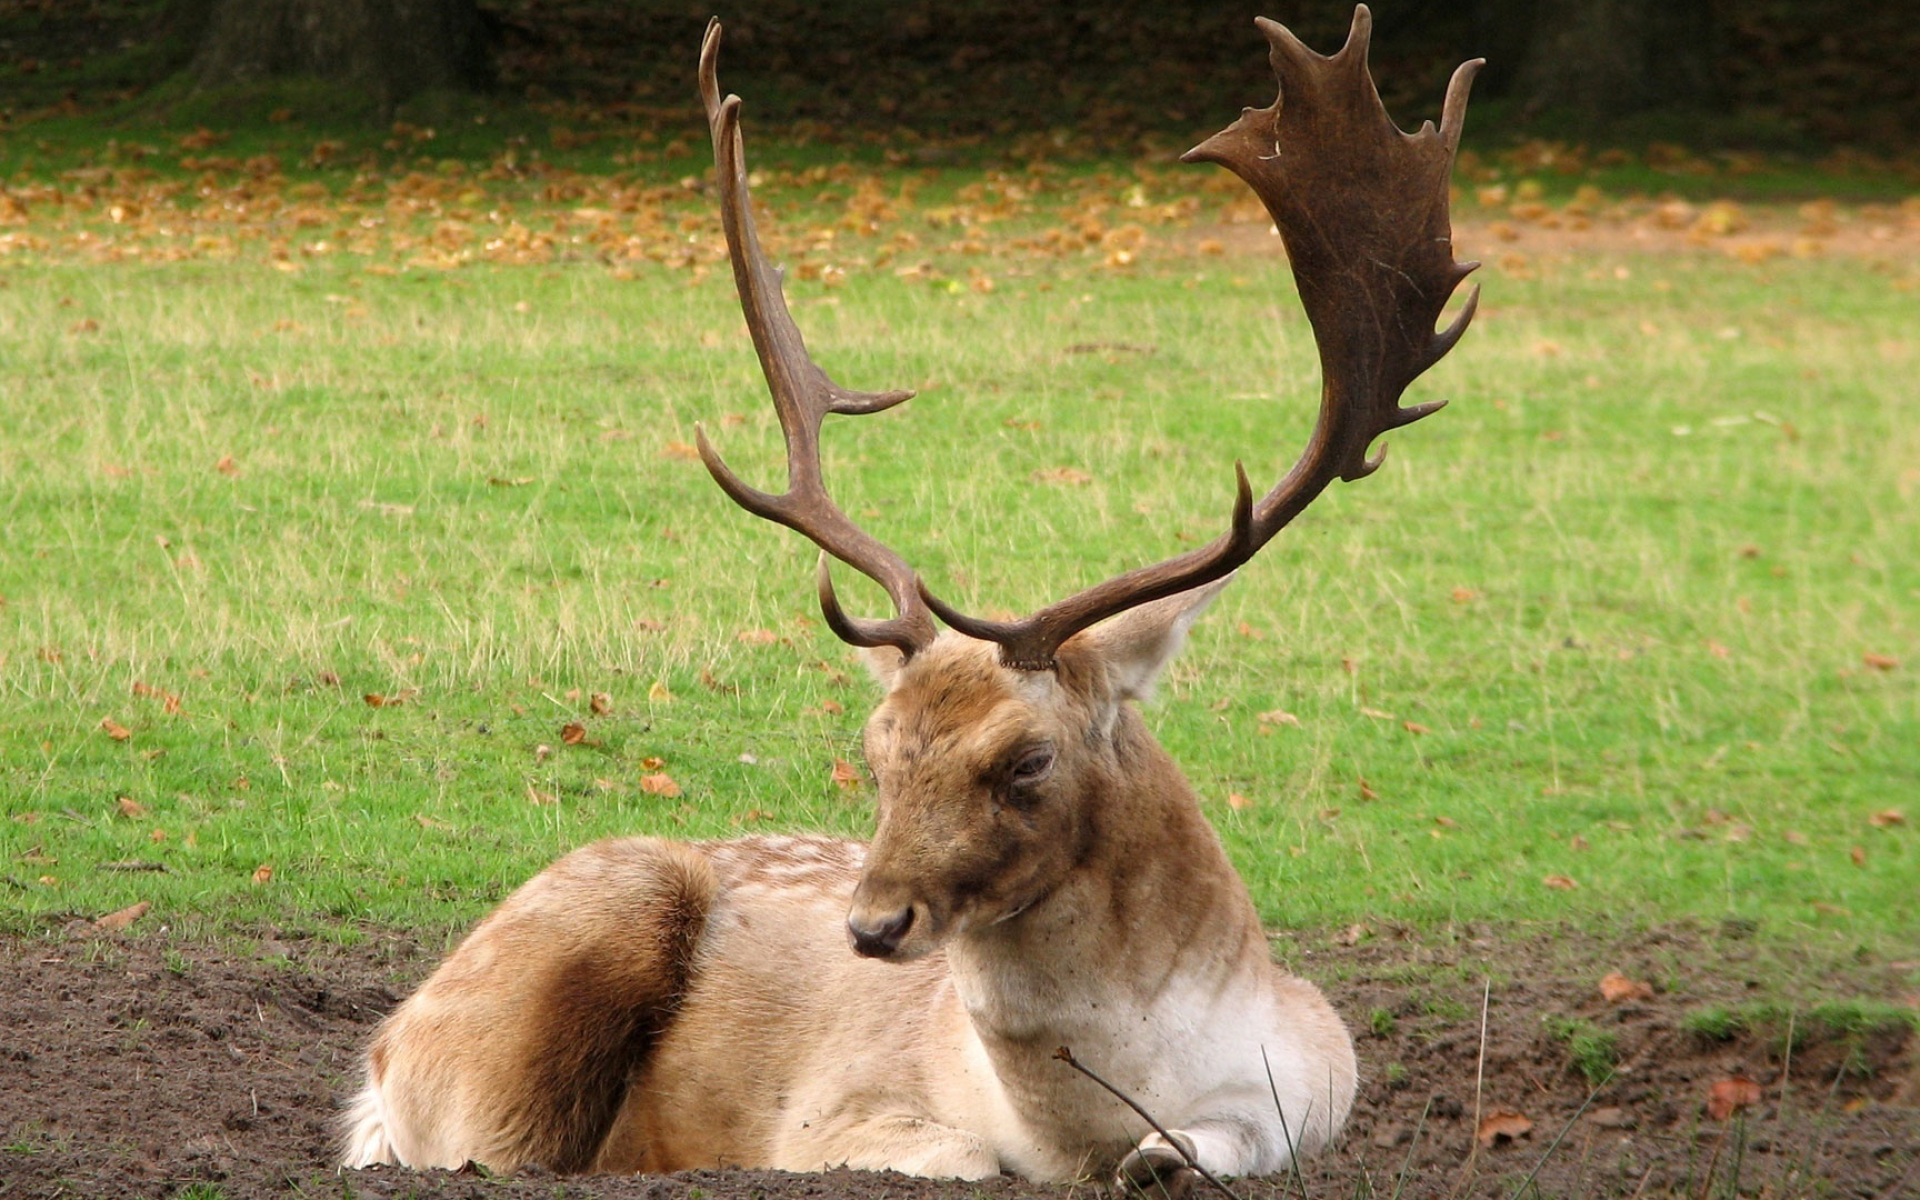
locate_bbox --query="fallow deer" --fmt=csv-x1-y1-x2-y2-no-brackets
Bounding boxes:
341,8,1480,1192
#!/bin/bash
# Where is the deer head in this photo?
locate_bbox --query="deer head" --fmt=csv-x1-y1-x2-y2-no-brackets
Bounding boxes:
697,8,1479,960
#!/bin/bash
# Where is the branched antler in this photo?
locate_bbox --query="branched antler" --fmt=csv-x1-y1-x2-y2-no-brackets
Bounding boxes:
700,7,1481,671
696,20,937,656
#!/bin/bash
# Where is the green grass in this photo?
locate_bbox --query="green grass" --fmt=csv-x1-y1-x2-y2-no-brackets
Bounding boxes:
1544,1015,1620,1086
1683,1000,1919,1052
0,124,1915,974
1367,1007,1397,1039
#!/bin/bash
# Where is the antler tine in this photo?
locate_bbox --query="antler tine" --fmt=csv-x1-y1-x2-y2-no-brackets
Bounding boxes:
927,4,1482,670
696,20,937,656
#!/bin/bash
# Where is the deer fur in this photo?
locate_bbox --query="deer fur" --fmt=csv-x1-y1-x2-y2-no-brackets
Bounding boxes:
342,580,1357,1186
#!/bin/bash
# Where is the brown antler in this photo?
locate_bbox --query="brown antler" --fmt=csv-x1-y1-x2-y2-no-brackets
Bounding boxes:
696,20,938,656
700,8,1479,672
923,5,1482,669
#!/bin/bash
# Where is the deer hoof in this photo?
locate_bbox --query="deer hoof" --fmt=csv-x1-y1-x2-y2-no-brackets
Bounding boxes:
1113,1134,1199,1200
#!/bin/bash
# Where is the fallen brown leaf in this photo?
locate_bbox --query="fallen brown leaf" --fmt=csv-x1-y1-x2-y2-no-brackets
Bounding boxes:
131,680,185,714
250,864,273,886
831,758,864,791
1599,971,1654,1004
1869,809,1906,828
94,901,151,932
1543,874,1578,891
1226,792,1252,811
737,628,780,645
100,717,131,741
1707,1076,1763,1121
561,722,588,745
640,773,682,798
526,784,558,805
116,796,147,819
589,692,612,716
1862,653,1898,671
1256,709,1301,728
640,756,666,770
1476,1107,1533,1147
1031,466,1092,486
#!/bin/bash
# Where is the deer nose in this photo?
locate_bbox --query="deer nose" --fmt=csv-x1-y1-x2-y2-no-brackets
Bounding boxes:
847,906,913,958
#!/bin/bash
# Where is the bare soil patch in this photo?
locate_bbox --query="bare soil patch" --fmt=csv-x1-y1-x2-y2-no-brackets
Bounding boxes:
2,923,1913,1199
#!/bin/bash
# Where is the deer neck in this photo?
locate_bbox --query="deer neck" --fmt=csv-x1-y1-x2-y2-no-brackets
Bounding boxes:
942,713,1269,1047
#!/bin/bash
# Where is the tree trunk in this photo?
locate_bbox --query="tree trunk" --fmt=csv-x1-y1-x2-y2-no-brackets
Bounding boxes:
1510,0,1717,118
184,0,490,108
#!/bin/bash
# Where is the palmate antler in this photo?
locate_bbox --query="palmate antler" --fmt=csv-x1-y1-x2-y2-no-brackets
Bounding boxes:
698,7,1481,671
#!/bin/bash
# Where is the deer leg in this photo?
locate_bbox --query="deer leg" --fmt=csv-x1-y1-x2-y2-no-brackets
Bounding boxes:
1114,1130,1200,1199
1115,1110,1294,1198
776,1113,1001,1180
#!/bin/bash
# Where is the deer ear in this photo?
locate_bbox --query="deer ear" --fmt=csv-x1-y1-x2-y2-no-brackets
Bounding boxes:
860,644,908,690
1070,575,1233,703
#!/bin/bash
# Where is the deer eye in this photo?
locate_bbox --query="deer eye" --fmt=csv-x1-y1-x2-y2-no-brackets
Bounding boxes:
1009,746,1055,786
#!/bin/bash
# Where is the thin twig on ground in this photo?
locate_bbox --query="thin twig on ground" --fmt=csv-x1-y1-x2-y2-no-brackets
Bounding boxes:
1449,978,1494,1199
1693,1120,1728,1200
1054,1045,1243,1200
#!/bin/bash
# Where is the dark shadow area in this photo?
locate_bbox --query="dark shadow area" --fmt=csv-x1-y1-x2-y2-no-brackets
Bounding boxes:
2,1,1916,152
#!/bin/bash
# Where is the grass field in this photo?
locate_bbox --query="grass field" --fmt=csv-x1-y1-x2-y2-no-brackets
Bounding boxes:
1,117,1915,981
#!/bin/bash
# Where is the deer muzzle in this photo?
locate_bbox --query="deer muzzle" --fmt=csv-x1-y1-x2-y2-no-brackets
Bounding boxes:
847,904,915,959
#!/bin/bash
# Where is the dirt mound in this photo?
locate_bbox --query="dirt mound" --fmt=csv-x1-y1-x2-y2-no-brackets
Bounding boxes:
2,925,1913,1199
